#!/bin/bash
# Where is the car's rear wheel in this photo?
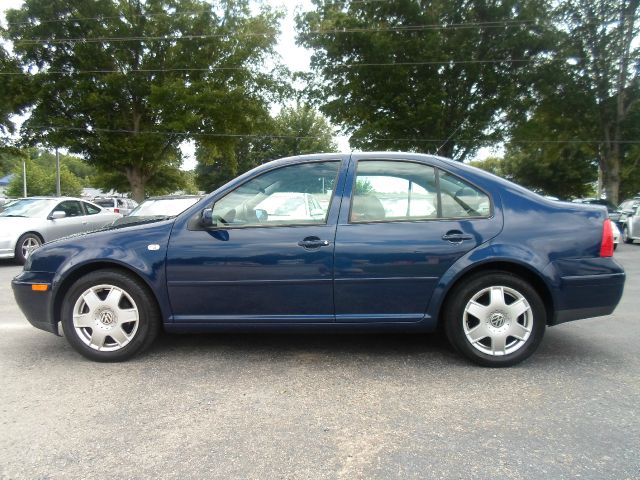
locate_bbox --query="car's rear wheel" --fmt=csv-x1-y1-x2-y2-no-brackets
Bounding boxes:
444,271,546,367
622,226,633,244
15,233,42,265
61,269,160,361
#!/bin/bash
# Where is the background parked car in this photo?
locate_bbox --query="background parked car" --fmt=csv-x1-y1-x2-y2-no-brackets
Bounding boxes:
612,220,620,249
621,204,640,245
616,196,640,228
92,197,138,216
0,197,120,264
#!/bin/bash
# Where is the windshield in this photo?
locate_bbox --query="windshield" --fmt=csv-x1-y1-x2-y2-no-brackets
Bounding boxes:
94,199,115,208
130,198,200,217
0,198,58,218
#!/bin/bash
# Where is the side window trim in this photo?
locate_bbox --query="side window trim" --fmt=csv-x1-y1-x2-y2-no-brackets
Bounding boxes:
199,160,343,230
347,159,493,224
437,168,493,219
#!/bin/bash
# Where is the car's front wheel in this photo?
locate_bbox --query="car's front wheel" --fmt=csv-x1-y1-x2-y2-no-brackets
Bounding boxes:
622,226,633,244
444,271,546,367
61,269,160,361
15,233,42,265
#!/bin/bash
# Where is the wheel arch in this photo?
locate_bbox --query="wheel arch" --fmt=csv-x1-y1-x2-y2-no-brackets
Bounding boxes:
436,260,555,327
52,261,164,329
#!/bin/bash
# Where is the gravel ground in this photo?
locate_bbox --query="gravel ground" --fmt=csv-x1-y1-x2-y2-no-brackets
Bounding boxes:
0,245,638,480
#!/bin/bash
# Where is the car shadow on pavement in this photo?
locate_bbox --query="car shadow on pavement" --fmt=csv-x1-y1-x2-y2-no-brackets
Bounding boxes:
147,331,463,364
0,259,19,268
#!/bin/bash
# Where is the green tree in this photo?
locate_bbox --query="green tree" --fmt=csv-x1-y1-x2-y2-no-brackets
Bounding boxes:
468,156,506,177
523,0,640,204
297,0,554,160
0,45,30,151
7,159,83,197
5,0,285,202
195,104,336,192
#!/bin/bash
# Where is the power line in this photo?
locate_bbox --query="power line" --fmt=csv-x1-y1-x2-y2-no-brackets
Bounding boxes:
0,57,615,76
7,21,543,45
22,124,640,144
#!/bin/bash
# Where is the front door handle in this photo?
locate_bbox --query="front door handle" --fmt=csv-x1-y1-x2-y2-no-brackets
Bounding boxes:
442,231,473,243
298,237,331,249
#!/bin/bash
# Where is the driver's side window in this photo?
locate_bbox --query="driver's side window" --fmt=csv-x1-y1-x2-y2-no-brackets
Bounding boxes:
210,161,340,227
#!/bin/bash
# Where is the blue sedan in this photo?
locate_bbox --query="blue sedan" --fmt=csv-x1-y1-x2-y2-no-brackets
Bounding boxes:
12,153,625,366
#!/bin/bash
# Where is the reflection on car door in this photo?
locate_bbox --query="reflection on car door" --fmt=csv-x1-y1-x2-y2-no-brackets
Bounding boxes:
333,157,502,323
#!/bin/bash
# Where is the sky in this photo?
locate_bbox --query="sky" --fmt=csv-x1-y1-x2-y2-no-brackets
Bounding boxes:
1,0,495,169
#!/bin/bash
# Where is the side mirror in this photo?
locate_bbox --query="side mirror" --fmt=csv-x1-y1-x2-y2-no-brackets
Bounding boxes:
255,208,268,222
50,210,66,220
200,207,214,227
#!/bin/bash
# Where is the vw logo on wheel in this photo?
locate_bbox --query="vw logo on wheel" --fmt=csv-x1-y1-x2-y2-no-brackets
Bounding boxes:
489,312,506,328
99,310,115,326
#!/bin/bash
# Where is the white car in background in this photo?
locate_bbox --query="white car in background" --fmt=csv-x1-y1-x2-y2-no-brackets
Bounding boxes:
92,196,138,216
612,220,620,250
0,197,120,264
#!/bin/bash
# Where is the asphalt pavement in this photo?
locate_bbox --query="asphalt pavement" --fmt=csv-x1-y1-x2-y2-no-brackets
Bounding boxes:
1,245,639,479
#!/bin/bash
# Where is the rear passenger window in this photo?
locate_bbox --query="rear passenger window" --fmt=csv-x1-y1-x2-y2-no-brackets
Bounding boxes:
350,161,490,223
439,171,491,218
83,202,101,215
350,161,438,222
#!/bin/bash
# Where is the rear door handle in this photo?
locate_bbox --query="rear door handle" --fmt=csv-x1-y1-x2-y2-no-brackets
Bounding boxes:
442,231,473,243
298,237,331,249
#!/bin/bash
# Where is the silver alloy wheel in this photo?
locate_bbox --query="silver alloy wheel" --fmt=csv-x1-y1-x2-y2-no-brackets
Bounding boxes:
21,236,41,259
72,284,140,351
463,285,533,356
622,227,629,243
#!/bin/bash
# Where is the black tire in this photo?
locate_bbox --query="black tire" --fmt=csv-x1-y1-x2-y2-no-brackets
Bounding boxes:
14,233,42,265
443,271,546,367
61,269,160,362
622,226,633,244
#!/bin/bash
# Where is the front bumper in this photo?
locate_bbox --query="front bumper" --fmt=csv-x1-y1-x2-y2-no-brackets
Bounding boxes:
12,271,58,335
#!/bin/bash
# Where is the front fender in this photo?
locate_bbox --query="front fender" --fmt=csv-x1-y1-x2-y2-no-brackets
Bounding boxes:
43,220,175,326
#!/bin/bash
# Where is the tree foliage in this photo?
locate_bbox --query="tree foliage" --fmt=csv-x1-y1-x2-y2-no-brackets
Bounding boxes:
4,0,286,201
7,159,83,197
516,0,640,204
0,45,30,151
297,0,554,160
195,103,336,192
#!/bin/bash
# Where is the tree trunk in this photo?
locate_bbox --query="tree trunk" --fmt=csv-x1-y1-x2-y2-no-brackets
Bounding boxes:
125,166,147,203
601,155,621,205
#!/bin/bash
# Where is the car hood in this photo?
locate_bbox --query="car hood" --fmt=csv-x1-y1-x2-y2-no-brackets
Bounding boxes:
26,217,176,274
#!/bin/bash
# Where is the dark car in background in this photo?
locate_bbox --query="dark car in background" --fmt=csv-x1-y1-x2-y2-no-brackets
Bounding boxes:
12,153,625,367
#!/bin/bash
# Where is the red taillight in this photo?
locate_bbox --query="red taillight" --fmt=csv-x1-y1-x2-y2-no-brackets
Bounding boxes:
600,220,614,257
113,208,119,213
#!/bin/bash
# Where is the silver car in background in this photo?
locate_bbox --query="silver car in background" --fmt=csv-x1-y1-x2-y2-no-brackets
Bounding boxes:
0,197,120,264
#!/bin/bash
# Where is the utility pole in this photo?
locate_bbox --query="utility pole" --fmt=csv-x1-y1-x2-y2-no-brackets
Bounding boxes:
22,160,27,197
55,148,61,196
